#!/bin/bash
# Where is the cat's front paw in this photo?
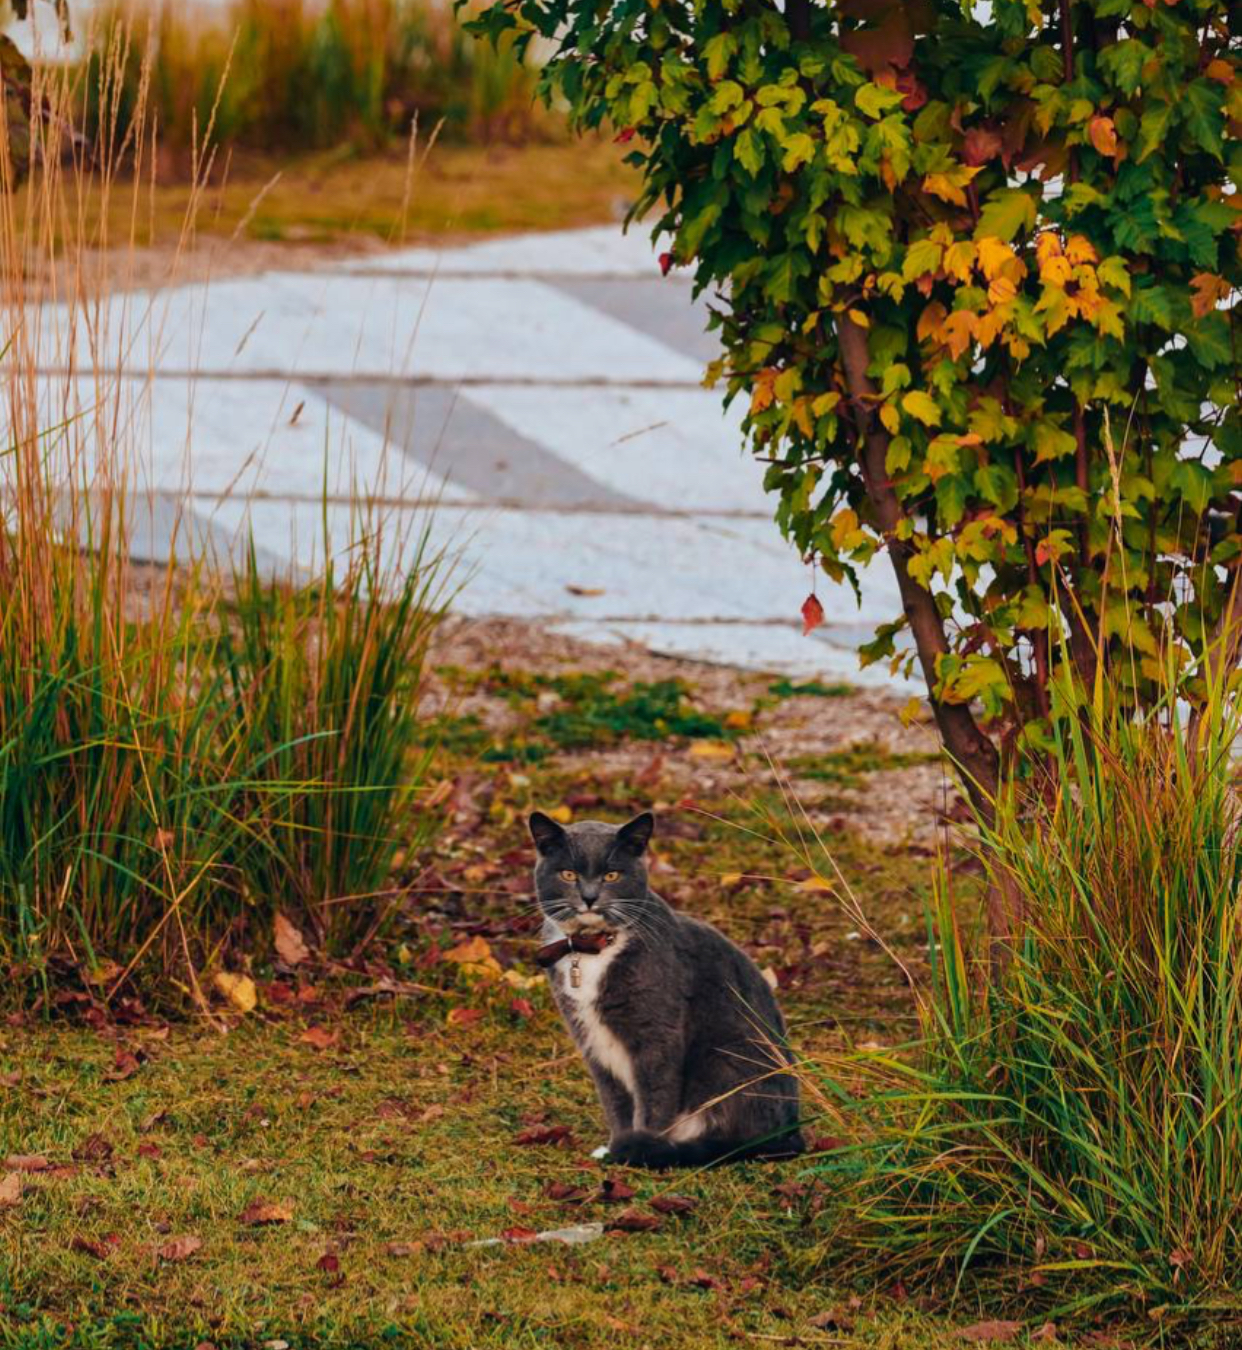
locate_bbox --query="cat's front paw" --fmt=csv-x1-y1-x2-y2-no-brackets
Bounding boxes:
590,1143,611,1161
607,1130,682,1170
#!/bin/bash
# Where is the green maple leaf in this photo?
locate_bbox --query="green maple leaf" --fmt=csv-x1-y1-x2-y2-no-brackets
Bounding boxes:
1183,79,1225,160
975,189,1037,242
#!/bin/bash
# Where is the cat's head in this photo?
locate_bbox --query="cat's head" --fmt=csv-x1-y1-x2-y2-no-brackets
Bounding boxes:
528,811,654,932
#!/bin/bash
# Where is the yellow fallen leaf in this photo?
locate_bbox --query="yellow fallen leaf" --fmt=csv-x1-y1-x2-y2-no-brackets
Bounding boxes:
503,968,542,991
724,709,753,730
720,872,744,887
799,875,835,894
546,805,573,824
444,936,493,965
213,971,257,1014
688,741,734,760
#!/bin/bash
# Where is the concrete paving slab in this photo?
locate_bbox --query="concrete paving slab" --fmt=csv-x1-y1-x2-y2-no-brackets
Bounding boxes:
335,225,664,279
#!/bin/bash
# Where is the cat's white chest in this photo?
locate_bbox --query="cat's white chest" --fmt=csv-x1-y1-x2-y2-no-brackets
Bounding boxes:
550,932,640,1113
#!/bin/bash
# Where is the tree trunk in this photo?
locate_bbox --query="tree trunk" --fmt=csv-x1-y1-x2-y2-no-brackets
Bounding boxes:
835,314,1002,819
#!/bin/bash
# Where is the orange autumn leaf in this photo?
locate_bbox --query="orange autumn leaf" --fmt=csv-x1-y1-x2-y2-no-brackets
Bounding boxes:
917,301,948,343
1190,272,1232,319
1088,114,1118,157
940,310,978,360
1034,232,1063,266
801,593,825,635
1205,58,1234,85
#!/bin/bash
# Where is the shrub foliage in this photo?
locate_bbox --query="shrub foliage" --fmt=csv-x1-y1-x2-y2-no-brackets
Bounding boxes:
469,0,1242,804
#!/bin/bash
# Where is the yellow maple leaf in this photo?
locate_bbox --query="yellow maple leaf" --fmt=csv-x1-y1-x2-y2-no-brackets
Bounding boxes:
1035,232,1063,266
976,235,1017,282
923,165,980,207
1040,254,1074,287
944,240,977,283
879,401,901,435
1065,234,1099,265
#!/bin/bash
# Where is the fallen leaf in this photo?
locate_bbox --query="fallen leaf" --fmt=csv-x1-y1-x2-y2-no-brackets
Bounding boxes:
0,1173,22,1207
514,1124,573,1147
73,1134,114,1164
213,971,257,1014
384,1241,425,1257
317,1250,343,1281
274,912,310,966
687,741,733,760
4,1155,49,1172
137,1142,162,1160
72,1233,121,1260
446,1007,485,1028
500,1226,540,1243
544,1181,591,1204
650,1194,698,1215
509,997,535,1020
606,1207,661,1233
801,592,825,635
809,1308,856,1332
958,1321,1024,1343
299,1025,340,1051
238,1199,294,1226
565,585,606,598
597,1177,636,1203
157,1235,202,1262
688,1267,721,1289
103,1048,142,1081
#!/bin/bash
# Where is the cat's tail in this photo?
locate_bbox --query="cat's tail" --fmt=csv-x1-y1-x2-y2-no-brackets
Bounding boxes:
608,1128,805,1170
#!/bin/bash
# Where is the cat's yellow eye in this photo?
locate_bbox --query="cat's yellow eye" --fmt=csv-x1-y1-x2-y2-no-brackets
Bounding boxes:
604,870,621,882
559,869,577,882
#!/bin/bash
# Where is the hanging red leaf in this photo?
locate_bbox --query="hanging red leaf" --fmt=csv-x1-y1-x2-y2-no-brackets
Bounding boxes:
801,593,825,635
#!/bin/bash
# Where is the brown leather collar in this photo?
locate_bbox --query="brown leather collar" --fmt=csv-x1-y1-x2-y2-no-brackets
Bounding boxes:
535,931,616,968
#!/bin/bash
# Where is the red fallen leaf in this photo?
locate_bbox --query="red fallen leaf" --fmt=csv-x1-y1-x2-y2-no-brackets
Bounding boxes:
801,592,825,636
104,1048,142,1081
658,252,674,277
514,1124,573,1147
137,1142,162,1160
238,1199,294,1226
72,1233,121,1260
606,1207,661,1233
957,1321,1023,1343
299,1025,340,1051
157,1235,202,1262
500,1226,540,1244
4,1155,50,1172
73,1134,113,1164
688,1267,721,1289
614,126,636,143
1,1070,20,1087
544,1181,591,1204
598,1177,636,1203
650,1194,698,1215
805,1133,848,1153
447,1007,485,1028
317,1251,343,1280
509,998,535,1020
657,1264,680,1285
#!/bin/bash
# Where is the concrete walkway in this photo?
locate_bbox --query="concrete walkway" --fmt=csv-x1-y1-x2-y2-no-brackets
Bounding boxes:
32,225,908,687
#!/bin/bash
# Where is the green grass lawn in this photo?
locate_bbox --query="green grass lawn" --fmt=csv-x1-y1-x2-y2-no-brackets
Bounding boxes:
0,628,1044,1349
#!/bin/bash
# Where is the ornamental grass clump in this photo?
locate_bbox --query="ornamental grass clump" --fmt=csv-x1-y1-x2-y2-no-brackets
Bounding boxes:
802,681,1242,1329
0,26,450,1003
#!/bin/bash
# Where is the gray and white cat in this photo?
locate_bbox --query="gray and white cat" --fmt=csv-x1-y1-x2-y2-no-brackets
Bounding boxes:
529,810,804,1168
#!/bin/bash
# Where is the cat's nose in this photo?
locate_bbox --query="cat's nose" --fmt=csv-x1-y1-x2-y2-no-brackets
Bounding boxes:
579,884,601,906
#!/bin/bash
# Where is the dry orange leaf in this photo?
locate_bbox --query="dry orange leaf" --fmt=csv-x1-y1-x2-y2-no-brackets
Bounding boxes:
273,913,310,967
238,1200,294,1226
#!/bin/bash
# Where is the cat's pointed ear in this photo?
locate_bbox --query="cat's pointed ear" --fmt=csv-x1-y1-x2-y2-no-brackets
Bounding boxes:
529,811,567,855
616,811,655,857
